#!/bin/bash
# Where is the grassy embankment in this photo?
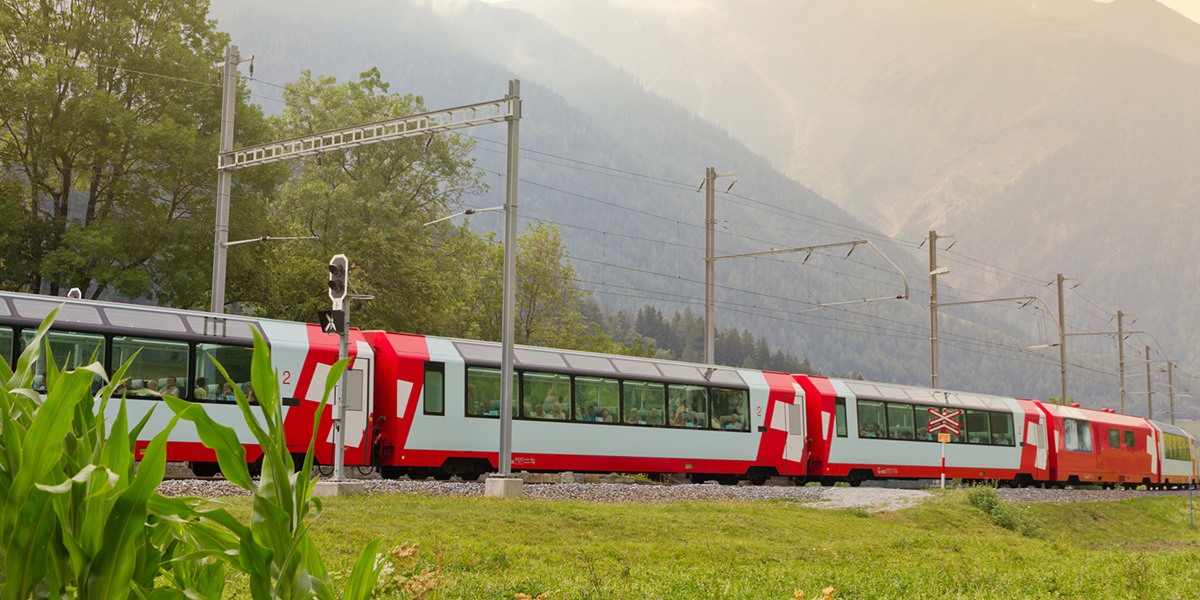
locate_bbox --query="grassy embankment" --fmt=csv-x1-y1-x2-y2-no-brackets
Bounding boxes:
219,489,1200,598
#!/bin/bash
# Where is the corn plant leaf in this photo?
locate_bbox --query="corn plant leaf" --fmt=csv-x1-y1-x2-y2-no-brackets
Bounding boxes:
342,537,384,600
11,368,89,505
163,396,254,490
84,411,181,599
5,305,55,391
4,496,60,600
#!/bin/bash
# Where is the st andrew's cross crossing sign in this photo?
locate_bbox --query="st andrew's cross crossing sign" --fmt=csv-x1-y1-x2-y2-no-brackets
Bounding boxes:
926,407,963,436
317,310,345,334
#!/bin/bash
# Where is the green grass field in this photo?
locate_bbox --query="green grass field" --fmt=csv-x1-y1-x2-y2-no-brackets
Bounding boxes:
217,490,1200,599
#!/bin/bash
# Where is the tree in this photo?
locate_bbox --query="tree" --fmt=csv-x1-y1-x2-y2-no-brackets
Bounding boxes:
513,222,586,347
0,0,275,305
252,69,485,330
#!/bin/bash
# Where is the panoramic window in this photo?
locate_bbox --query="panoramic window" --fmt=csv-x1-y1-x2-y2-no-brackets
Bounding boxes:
857,400,885,438
465,366,516,418
1165,433,1190,461
623,380,665,425
711,387,749,431
22,330,105,393
112,336,189,399
965,410,991,444
989,412,1014,446
523,371,571,420
195,343,254,403
886,402,915,440
669,384,708,428
576,376,620,423
914,407,934,441
0,326,12,365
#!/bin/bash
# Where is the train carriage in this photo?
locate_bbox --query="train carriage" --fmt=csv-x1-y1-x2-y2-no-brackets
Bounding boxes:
365,331,803,483
1148,421,1197,488
1036,404,1156,488
2,290,1195,490
0,290,375,475
799,376,1046,486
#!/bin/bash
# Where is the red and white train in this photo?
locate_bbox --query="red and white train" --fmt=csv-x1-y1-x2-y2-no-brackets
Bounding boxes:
2,290,1195,488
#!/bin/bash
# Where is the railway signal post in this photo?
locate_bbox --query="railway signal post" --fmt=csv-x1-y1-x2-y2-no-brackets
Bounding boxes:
927,407,963,489
314,254,365,496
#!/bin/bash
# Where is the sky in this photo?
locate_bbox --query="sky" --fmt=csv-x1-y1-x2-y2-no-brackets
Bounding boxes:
1154,0,1200,23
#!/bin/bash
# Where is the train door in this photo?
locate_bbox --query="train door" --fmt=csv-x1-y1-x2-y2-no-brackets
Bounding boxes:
332,354,373,465
1025,413,1048,479
779,382,807,475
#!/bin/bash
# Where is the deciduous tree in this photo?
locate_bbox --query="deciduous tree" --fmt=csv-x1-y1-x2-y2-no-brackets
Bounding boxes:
0,0,275,305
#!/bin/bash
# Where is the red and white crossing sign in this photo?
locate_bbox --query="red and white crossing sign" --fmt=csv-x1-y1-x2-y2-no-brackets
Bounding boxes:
927,408,963,436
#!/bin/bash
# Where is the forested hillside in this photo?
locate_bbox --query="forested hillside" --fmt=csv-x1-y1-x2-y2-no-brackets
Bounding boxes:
201,0,1170,413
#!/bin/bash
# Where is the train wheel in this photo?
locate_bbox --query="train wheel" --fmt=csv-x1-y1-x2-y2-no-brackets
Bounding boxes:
689,473,709,484
819,477,836,487
190,461,219,478
745,468,773,486
378,466,404,480
432,471,452,481
459,470,482,482
716,475,739,486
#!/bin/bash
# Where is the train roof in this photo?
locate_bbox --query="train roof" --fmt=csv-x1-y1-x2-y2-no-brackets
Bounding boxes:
832,377,1021,412
441,336,751,388
0,290,281,344
1039,402,1153,427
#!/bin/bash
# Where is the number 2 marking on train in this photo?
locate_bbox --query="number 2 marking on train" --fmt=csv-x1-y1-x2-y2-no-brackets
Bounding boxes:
757,406,763,417
282,371,291,385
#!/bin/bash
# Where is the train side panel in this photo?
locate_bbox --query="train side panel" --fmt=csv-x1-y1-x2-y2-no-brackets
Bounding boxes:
368,332,801,480
803,377,1036,484
1149,421,1196,487
1037,403,1156,487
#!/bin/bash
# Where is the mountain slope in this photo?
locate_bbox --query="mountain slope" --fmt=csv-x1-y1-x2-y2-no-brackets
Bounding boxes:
506,0,1200,395
205,0,1160,408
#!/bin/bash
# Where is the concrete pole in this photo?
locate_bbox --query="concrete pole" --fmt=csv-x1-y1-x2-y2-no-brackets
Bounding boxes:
929,230,939,389
1057,273,1067,404
1117,310,1126,414
1168,360,1176,425
1146,345,1153,419
210,44,238,314
498,79,521,478
704,166,716,365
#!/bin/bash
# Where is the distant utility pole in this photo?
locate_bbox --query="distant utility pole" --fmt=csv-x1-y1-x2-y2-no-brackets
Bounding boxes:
1117,310,1127,414
1146,345,1154,419
1167,360,1176,425
928,231,945,388
704,166,715,365
701,166,735,365
1057,273,1068,405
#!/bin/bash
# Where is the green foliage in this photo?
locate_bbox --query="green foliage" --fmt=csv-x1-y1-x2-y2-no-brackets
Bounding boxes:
0,309,382,598
0,0,278,306
254,68,485,331
215,492,1200,599
966,486,1043,538
0,307,208,596
165,329,384,599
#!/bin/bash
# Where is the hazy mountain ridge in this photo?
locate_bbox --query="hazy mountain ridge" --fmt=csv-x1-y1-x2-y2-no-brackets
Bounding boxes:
506,0,1200,386
205,0,1183,411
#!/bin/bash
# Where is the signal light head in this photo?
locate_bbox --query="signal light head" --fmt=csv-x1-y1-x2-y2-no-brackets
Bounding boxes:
327,254,348,302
